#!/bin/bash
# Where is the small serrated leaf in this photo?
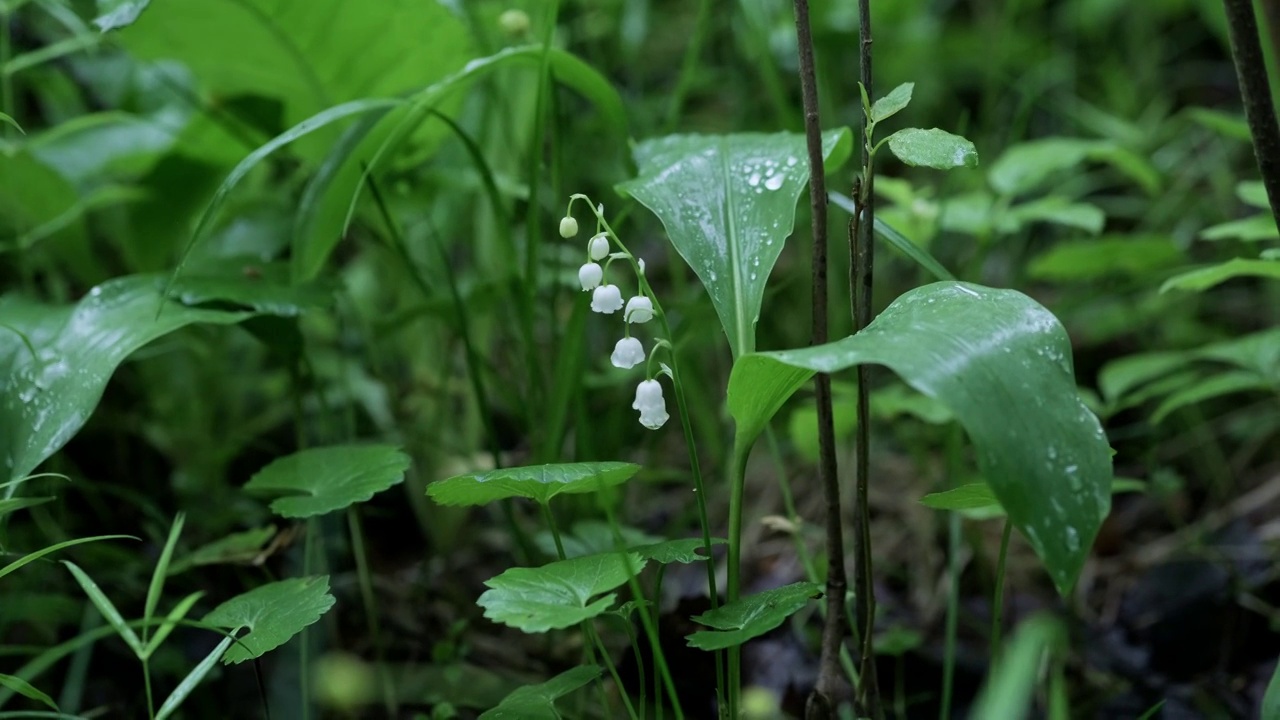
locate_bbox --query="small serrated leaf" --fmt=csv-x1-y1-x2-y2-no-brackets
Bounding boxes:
687,581,822,651
203,576,335,664
479,665,602,719
478,553,648,633
886,128,979,170
427,462,640,507
245,445,409,518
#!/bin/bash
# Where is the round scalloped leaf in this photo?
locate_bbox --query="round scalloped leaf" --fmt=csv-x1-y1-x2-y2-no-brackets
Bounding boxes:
244,445,409,518
203,576,335,664
686,581,823,651
478,553,648,633
478,665,602,719
427,462,640,507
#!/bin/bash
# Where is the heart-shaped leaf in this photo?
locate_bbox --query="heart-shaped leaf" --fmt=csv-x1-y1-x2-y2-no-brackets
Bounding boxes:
478,553,648,633
1,275,264,484
617,129,853,356
244,445,409,518
885,128,979,170
686,581,822,651
727,282,1112,594
203,576,335,664
479,665,602,720
426,462,640,507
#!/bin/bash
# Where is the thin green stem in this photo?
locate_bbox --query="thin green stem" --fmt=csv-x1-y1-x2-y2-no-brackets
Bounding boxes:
590,625,640,720
542,503,567,560
939,512,961,720
348,507,396,716
300,518,314,720
726,444,750,718
142,659,155,720
989,520,1013,663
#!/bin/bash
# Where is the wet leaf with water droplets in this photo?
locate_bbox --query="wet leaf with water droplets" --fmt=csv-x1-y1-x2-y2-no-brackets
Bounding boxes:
726,281,1112,595
616,129,853,356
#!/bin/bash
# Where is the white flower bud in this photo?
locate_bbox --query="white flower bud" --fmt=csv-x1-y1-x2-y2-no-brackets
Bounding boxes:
624,296,654,324
588,233,610,261
578,262,603,291
632,379,669,430
559,216,578,238
591,284,624,314
498,9,530,36
611,337,646,369
638,258,646,275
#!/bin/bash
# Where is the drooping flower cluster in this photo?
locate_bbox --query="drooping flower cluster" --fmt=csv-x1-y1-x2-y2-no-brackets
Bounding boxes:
560,200,669,430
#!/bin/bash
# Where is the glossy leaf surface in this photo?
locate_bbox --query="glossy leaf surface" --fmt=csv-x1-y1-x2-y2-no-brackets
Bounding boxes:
727,282,1112,594
886,128,979,170
617,129,853,356
427,462,640,507
0,276,258,483
204,576,335,664
244,445,409,518
477,553,648,633
478,665,602,720
686,581,822,651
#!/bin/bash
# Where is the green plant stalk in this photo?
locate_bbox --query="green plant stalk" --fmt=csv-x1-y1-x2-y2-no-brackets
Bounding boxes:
940,511,961,720
576,196,726,706
589,625,640,720
0,9,11,138
726,442,750,718
143,659,155,720
600,496,685,719
990,520,1014,662
347,507,396,716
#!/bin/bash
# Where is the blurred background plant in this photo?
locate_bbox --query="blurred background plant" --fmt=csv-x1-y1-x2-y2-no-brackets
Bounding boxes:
1,0,1278,717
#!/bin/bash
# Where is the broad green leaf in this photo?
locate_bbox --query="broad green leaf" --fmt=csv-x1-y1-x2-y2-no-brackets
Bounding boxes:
93,0,150,31
1027,236,1183,282
534,521,661,560
0,148,84,254
617,129,853,356
988,138,1097,196
1150,370,1271,424
1200,215,1278,242
885,128,979,170
167,525,278,575
686,581,822,651
0,535,136,581
0,275,266,484
28,112,177,188
63,561,144,657
727,282,1112,594
1097,351,1195,405
203,576,336,664
244,445,409,518
427,462,640,507
632,538,725,564
477,553,648,633
919,483,999,511
1264,655,1280,720
116,0,470,147
478,665,602,720
970,615,1065,719
293,45,628,281
871,82,914,122
1196,326,1280,380
1160,258,1280,293
169,262,332,316
829,192,956,281
1237,181,1270,209
0,673,56,710
1006,197,1105,235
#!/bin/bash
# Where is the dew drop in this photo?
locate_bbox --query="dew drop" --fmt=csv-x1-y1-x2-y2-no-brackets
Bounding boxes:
764,174,784,191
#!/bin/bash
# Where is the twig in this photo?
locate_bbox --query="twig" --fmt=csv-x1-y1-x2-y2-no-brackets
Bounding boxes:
1222,0,1280,231
851,0,884,716
791,1,847,718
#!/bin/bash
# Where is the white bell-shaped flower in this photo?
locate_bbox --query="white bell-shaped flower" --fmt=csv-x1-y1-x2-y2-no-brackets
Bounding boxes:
591,284,624,313
624,296,654,324
578,262,603,291
611,337,646,369
588,233,610,261
559,216,578,238
632,379,669,430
